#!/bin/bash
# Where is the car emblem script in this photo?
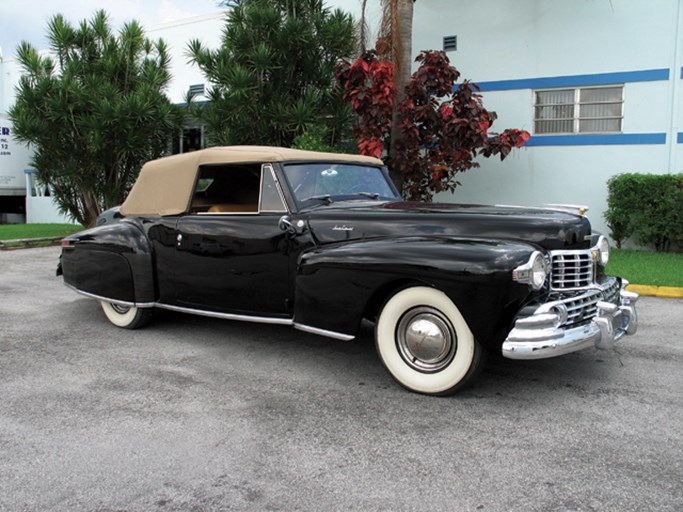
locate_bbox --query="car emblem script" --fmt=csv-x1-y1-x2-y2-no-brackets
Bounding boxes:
333,224,354,231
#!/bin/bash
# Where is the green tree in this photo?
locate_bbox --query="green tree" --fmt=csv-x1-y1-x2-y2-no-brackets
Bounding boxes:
10,10,181,227
188,0,356,148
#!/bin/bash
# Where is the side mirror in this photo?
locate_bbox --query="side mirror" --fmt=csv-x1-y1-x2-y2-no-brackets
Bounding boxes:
278,215,305,236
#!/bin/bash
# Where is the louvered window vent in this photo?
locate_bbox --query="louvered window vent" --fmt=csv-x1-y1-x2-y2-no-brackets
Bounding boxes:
188,84,205,97
443,35,457,52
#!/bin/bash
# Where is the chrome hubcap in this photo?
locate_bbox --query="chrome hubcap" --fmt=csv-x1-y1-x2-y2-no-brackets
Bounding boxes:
396,306,457,373
111,303,131,314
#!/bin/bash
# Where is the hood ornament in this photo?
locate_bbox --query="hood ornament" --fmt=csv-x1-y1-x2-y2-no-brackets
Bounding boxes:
545,204,589,216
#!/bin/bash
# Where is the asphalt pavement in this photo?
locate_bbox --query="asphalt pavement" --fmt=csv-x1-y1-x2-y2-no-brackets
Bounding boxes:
1,246,682,512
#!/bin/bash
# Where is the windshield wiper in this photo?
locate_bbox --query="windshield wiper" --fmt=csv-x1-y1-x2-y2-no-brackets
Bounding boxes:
352,191,381,199
300,194,333,206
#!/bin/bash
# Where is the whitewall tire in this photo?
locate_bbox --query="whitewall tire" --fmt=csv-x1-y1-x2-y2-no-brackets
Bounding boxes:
375,286,485,395
100,301,152,329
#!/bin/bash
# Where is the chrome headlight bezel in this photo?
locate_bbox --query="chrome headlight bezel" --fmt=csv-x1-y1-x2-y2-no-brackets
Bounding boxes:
595,235,610,267
512,251,548,291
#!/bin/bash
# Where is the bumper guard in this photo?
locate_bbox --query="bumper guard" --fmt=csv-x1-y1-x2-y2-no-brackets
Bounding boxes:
501,284,639,360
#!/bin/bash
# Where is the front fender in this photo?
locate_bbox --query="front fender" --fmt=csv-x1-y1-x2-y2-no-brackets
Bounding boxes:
294,236,538,349
61,219,155,304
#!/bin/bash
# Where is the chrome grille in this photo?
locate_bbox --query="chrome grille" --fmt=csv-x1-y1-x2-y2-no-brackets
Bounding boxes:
551,278,621,328
550,251,594,290
603,278,621,304
562,290,600,326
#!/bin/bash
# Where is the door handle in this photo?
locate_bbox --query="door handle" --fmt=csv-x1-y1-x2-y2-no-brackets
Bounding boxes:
278,215,305,236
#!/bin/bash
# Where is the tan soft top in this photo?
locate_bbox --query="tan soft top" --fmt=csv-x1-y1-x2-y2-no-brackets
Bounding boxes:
120,146,383,217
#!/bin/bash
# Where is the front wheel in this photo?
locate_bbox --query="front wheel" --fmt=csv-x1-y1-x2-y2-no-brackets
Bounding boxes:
375,286,485,395
100,301,152,329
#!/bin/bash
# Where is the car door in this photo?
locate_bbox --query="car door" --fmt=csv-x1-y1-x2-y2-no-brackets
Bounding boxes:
172,163,292,317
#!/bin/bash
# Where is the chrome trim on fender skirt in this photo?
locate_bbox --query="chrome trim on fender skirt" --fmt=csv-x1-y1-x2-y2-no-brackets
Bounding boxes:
155,303,294,325
65,283,355,340
502,283,639,360
150,305,356,340
65,283,156,308
294,323,355,341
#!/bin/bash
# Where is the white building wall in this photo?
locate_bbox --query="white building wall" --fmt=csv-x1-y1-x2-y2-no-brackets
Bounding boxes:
24,171,73,224
1,58,32,198
414,0,678,79
411,0,683,237
0,57,20,113
25,197,72,223
2,1,682,231
1,58,76,223
0,113,33,196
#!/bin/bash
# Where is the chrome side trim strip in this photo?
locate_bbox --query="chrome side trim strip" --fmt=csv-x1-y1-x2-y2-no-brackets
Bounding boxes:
155,303,294,325
64,283,155,308
65,284,355,340
294,323,355,341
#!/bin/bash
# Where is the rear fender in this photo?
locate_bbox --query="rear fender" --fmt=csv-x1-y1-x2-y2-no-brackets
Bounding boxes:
61,219,155,304
294,237,538,349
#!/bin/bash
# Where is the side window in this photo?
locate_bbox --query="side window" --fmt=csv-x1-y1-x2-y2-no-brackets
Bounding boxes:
260,165,287,213
190,164,261,214
534,85,623,134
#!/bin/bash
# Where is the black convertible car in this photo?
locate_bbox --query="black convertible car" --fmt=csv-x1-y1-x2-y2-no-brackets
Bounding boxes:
58,146,638,395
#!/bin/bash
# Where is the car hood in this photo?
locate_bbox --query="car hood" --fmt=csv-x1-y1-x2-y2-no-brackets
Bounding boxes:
304,201,593,251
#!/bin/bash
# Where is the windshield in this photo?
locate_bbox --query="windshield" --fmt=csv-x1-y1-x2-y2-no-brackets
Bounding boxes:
282,163,399,209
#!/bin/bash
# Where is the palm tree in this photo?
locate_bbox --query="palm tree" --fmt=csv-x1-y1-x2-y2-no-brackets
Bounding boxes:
379,0,414,187
358,0,414,107
379,0,414,98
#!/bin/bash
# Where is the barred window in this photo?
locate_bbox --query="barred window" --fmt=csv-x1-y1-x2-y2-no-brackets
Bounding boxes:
534,86,623,134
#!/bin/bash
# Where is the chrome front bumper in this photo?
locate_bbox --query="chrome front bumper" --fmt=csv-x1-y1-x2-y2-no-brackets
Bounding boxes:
501,284,639,360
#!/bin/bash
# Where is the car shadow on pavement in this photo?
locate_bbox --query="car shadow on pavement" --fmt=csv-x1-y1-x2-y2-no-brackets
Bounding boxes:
60,299,628,401
151,305,622,398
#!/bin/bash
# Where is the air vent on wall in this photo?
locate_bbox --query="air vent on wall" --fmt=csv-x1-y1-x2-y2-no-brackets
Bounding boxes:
188,84,205,97
443,35,457,52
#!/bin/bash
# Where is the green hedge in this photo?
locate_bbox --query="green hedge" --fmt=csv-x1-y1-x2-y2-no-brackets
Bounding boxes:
604,173,683,251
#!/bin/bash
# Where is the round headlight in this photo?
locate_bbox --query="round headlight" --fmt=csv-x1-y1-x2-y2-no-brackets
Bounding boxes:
531,252,548,290
597,236,610,266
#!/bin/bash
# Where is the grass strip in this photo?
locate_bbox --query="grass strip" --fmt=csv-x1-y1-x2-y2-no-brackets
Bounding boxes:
0,223,83,241
607,249,683,288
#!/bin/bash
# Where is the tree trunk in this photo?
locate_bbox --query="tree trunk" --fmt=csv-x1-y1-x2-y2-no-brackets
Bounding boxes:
387,0,413,194
83,191,100,228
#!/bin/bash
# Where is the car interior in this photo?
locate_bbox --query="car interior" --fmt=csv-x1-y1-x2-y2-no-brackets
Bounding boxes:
190,164,261,214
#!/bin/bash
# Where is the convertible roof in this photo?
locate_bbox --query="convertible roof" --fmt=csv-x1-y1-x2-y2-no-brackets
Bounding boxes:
120,146,384,217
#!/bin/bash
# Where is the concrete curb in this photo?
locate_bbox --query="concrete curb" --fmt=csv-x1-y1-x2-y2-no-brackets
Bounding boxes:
627,284,683,299
0,236,63,250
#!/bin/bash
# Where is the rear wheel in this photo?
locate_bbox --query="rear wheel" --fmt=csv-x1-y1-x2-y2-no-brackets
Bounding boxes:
375,286,485,395
100,301,152,329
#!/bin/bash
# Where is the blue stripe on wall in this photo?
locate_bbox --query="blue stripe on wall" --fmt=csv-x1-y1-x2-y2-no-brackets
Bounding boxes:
475,69,670,92
680,67,683,79
526,133,667,146
678,132,683,143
